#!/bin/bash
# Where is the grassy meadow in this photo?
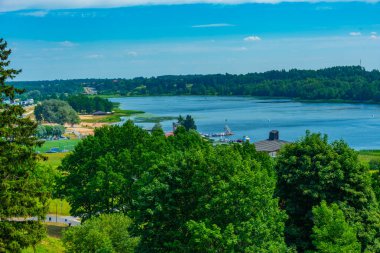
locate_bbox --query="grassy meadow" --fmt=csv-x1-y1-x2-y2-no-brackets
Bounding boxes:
358,150,380,164
36,139,80,153
21,223,68,253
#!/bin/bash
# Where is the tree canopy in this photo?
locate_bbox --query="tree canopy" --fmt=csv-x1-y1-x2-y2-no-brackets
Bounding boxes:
177,115,197,131
58,121,288,252
34,99,79,125
134,135,287,252
311,201,361,253
35,125,65,139
66,95,113,114
0,38,53,252
12,66,380,102
275,132,380,252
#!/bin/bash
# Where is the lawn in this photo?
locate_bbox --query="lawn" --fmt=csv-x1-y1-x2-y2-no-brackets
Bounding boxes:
40,153,68,168
21,223,68,253
358,150,380,164
36,139,80,153
38,153,73,217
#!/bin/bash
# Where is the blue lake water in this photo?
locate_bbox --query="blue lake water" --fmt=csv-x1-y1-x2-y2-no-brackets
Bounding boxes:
110,96,380,150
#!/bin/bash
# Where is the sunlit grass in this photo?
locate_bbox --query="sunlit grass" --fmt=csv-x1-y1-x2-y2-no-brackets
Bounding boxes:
22,223,68,253
358,150,380,164
36,139,80,153
40,153,68,169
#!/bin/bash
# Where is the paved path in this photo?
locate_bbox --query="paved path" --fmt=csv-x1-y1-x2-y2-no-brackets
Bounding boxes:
27,215,81,226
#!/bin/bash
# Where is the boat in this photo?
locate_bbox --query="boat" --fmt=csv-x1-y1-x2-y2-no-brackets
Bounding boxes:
211,120,234,137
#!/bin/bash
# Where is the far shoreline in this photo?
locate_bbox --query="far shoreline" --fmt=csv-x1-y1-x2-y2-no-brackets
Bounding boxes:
105,94,380,106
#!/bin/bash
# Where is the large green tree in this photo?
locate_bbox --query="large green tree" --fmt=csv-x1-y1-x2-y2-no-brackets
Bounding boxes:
177,114,197,131
58,120,168,219
66,95,113,114
0,39,53,252
276,132,380,252
34,99,79,125
133,131,288,252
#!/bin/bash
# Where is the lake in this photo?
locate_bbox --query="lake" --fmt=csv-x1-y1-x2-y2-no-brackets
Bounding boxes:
110,96,380,150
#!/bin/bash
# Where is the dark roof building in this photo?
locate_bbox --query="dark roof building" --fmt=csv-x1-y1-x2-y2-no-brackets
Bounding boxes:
92,111,108,115
254,130,290,157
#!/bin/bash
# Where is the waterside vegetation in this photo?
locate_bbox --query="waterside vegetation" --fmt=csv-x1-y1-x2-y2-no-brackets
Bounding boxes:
12,66,380,103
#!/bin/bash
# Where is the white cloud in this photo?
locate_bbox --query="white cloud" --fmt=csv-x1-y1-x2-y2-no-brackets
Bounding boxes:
59,41,76,47
127,51,138,56
371,32,377,35
370,35,378,40
19,10,48,17
2,0,380,12
192,23,234,28
86,54,103,59
349,32,361,36
244,35,261,41
232,46,248,51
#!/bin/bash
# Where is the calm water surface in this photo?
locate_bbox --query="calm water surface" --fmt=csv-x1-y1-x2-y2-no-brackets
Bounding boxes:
110,96,380,150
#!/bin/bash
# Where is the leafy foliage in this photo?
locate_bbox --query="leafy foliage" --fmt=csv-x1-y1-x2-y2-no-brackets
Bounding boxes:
34,99,79,125
310,201,361,253
58,121,157,219
12,66,380,102
276,132,380,252
66,95,113,114
134,140,288,252
63,213,139,253
35,125,65,139
177,114,197,131
0,38,53,252
59,121,288,252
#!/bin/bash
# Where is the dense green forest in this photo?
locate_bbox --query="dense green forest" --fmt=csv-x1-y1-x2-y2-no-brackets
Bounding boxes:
66,95,113,114
11,66,380,102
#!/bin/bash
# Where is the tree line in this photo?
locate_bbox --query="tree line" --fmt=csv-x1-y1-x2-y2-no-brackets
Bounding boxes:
34,95,114,125
66,95,113,114
11,66,380,102
35,125,65,139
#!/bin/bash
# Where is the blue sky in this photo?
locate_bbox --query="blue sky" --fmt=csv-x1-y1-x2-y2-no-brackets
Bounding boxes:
1,1,380,80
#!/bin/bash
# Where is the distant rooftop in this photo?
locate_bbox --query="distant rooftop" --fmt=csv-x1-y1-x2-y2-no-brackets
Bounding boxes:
254,130,290,153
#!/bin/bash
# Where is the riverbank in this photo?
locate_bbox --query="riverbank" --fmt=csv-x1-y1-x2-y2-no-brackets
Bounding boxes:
80,107,143,124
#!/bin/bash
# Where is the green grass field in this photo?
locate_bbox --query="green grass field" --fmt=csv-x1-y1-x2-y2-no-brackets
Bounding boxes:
36,139,80,153
21,237,65,253
40,153,68,168
21,223,68,253
358,150,380,164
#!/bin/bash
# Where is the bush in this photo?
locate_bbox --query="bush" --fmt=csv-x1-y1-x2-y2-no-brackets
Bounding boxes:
63,213,139,253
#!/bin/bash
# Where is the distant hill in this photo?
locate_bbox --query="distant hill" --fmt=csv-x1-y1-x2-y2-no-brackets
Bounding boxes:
10,66,380,102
